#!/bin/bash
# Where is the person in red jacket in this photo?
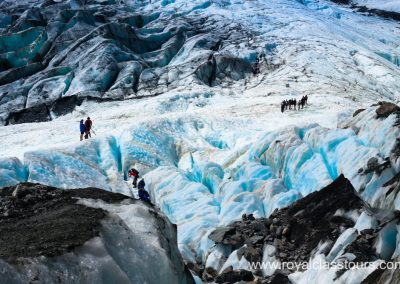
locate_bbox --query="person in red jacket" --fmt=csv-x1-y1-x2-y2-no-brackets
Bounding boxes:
84,117,92,139
128,168,139,188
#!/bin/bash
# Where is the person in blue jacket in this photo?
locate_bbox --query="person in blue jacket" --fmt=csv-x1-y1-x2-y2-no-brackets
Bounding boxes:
79,119,86,141
138,179,151,203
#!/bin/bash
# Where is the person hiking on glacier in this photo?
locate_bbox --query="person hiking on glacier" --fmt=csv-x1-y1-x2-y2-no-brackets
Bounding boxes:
79,119,86,141
84,117,92,139
128,168,139,188
138,179,151,203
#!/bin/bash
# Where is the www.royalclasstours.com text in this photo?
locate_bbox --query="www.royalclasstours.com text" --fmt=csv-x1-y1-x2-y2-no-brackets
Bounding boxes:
249,260,400,271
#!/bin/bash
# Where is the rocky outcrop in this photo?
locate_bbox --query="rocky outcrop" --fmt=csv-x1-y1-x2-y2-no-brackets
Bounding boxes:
207,175,399,282
361,263,400,284
210,175,364,267
351,5,400,22
5,95,114,125
215,268,254,283
0,182,194,284
375,101,400,119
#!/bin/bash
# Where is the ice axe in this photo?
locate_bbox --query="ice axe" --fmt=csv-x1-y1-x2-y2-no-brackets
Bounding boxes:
91,128,96,136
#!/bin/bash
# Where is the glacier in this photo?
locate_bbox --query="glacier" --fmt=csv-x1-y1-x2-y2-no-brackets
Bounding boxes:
1,103,400,283
1,0,400,124
1,0,400,283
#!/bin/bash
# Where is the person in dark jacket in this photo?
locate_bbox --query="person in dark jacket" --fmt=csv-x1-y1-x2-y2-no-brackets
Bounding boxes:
84,117,92,139
79,119,86,141
138,179,151,203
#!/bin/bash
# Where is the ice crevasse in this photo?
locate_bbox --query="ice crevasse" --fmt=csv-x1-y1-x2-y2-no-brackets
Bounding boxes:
1,104,400,277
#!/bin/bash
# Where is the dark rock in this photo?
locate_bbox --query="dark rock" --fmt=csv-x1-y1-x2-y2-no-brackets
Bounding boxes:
329,215,355,227
330,0,351,4
69,187,129,203
6,103,50,125
351,5,400,22
202,266,218,282
279,252,287,258
215,269,254,283
0,183,108,260
209,227,236,243
49,95,84,117
242,213,256,221
263,271,291,284
353,108,365,117
273,238,283,247
209,175,366,274
276,226,283,236
0,182,195,283
247,235,264,245
229,233,244,245
282,226,290,237
375,101,400,119
362,157,391,175
361,263,400,284
206,175,396,281
247,214,255,221
253,222,267,232
187,262,204,276
196,55,252,87
243,246,262,263
343,232,378,263
279,175,363,254
367,157,379,168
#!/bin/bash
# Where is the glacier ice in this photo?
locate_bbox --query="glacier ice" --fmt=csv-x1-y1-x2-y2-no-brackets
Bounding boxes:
0,0,400,282
1,104,400,283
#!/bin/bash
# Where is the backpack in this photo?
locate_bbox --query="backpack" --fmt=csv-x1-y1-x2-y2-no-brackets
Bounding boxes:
139,189,151,203
138,179,145,190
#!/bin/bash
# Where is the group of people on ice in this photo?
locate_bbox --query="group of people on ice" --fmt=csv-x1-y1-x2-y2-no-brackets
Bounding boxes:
79,117,93,141
280,95,308,113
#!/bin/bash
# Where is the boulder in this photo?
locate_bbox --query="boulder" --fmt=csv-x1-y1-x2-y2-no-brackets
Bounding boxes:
0,182,195,284
215,269,254,283
375,101,400,118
